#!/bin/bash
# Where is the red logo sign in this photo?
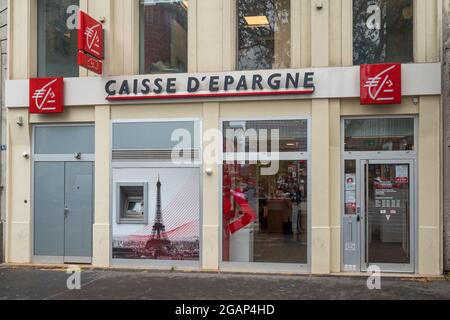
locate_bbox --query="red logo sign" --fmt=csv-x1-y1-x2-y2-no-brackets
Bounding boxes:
78,51,103,75
78,11,103,60
360,63,402,105
29,78,64,114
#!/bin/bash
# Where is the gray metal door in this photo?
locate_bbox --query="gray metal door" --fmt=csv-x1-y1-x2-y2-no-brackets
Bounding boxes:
34,162,93,264
64,162,93,263
34,162,65,261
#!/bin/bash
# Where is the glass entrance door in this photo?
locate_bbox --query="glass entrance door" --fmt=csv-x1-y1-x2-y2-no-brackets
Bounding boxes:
360,160,414,272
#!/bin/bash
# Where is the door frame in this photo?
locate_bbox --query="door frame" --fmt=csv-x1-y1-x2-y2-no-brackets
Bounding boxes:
31,124,95,265
340,116,418,274
359,159,415,273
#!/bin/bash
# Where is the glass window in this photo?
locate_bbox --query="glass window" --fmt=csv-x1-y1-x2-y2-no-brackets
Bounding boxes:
38,0,79,77
344,118,415,152
223,120,308,153
223,161,308,264
353,0,413,65
222,119,309,265
113,121,197,150
237,0,291,70
34,126,95,155
139,0,188,74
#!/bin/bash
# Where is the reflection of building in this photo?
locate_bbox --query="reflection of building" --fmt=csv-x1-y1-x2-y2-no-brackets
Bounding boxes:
142,3,188,73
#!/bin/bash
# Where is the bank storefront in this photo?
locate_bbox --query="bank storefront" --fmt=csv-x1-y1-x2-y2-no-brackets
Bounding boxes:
5,62,441,275
4,0,443,275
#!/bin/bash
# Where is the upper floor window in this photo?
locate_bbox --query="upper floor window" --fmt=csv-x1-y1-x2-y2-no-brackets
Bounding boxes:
37,0,79,77
353,0,413,65
139,0,188,74
237,0,291,70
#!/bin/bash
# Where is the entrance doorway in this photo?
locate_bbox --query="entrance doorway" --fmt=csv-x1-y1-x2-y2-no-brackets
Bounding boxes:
342,117,416,273
343,160,414,273
33,125,95,264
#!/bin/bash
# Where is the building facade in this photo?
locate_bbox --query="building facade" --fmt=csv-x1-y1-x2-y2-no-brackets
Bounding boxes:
443,0,450,272
4,0,444,275
0,0,7,264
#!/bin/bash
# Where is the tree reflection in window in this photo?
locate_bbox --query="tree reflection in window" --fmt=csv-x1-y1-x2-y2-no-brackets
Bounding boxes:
353,0,413,65
238,0,291,70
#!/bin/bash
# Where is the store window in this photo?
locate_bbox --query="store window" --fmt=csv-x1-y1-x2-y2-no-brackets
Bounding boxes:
237,0,291,70
222,119,309,266
139,0,188,74
344,118,415,152
37,0,79,77
223,120,307,153
353,0,413,65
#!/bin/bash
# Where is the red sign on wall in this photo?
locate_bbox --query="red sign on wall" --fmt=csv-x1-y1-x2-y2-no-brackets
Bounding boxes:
360,63,402,105
29,78,64,114
78,51,103,75
78,11,103,60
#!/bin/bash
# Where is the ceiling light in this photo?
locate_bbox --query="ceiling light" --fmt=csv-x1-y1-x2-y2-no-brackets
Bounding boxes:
244,16,269,26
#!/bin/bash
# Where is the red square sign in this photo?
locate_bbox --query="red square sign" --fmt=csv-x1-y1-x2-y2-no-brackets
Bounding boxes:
78,11,103,60
360,63,402,105
78,51,103,75
29,78,64,114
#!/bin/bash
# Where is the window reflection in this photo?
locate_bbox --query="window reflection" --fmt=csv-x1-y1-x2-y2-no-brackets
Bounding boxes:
140,0,188,74
353,0,413,65
38,0,79,77
237,0,291,70
223,161,308,264
345,118,415,152
223,120,308,153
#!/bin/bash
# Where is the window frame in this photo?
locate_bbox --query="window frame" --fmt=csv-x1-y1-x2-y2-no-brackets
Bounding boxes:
350,0,417,65
138,0,189,75
36,0,81,78
219,116,311,273
235,0,294,71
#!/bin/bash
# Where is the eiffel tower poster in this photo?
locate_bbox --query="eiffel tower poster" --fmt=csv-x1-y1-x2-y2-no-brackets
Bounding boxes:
112,169,200,261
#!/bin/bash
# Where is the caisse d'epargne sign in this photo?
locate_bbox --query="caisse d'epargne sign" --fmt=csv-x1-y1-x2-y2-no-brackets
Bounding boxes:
105,71,316,101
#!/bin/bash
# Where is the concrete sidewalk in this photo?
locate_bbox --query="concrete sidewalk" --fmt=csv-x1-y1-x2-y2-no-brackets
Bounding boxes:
0,266,449,300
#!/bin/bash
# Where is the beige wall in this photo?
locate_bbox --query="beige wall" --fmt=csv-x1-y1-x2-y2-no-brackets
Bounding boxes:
5,0,443,275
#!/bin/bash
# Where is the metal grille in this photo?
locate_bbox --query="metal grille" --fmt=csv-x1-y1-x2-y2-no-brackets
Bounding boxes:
112,149,200,161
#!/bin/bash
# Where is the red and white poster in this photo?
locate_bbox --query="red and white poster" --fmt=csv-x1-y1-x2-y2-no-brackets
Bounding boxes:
29,77,64,114
360,63,402,105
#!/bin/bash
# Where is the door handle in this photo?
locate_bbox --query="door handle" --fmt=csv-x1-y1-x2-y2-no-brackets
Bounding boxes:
357,215,361,222
64,206,70,217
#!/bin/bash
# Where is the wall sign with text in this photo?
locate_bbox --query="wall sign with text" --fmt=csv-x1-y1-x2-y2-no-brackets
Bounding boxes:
105,71,316,101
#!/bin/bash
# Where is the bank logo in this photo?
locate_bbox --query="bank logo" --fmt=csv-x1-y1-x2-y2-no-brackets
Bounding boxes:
360,63,401,105
29,78,64,114
84,23,101,57
78,11,103,60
